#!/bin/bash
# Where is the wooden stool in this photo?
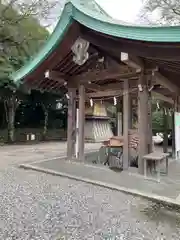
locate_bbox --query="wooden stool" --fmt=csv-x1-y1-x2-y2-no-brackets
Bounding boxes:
143,152,169,182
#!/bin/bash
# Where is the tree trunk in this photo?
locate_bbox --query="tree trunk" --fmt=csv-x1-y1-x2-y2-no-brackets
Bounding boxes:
4,95,19,143
42,104,48,140
7,106,15,143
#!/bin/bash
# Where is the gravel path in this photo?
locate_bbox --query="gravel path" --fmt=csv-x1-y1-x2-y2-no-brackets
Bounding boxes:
0,142,101,169
0,167,180,239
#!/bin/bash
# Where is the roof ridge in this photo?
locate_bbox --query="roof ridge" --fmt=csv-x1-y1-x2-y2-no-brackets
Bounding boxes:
70,0,113,19
93,1,111,18
69,0,144,26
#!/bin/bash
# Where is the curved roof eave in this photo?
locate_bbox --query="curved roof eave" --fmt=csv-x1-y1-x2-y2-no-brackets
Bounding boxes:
11,0,180,84
72,0,180,42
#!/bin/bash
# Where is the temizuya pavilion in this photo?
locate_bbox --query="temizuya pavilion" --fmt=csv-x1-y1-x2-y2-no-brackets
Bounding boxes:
11,0,180,174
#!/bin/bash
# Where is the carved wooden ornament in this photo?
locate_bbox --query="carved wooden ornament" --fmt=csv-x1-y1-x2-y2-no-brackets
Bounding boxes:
71,37,89,65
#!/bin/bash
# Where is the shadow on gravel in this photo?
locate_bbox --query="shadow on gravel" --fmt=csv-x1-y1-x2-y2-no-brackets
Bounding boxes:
141,202,180,227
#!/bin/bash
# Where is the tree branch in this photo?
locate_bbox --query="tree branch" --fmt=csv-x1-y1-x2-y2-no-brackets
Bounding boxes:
139,0,180,25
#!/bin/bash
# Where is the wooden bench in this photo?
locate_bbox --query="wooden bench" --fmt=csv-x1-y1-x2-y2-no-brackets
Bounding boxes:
143,152,169,182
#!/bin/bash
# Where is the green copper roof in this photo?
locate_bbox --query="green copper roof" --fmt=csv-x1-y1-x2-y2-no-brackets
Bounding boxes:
11,0,180,83
74,0,111,17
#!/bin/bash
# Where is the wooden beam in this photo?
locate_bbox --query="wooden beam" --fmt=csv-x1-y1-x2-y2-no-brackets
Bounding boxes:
86,90,123,98
85,82,123,93
121,52,144,72
152,91,180,110
100,82,123,91
152,91,174,104
70,67,137,83
85,82,103,92
80,81,134,92
153,71,179,93
48,77,104,92
49,72,124,92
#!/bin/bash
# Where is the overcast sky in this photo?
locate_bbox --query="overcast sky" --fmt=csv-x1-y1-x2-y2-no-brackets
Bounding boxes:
48,0,144,32
96,0,143,22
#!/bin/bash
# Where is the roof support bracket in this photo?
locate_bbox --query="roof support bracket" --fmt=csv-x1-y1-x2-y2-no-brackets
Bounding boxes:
153,71,179,94
121,52,144,72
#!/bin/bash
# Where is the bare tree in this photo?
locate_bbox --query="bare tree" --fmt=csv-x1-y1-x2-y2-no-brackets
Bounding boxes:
139,0,180,25
0,0,62,27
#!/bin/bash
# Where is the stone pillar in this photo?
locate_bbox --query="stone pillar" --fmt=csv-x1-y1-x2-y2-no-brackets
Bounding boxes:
78,85,85,161
138,75,149,174
123,80,129,170
67,87,76,160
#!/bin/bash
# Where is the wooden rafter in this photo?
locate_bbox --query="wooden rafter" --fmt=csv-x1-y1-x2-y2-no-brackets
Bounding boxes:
153,71,180,94
48,71,66,83
152,91,176,106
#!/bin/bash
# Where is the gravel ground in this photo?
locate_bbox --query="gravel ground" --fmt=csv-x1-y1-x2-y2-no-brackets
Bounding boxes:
0,167,180,240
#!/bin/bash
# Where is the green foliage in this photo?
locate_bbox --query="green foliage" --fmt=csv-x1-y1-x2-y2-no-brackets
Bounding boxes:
0,2,50,142
151,99,172,133
0,1,49,86
0,0,66,142
30,90,59,109
152,110,164,132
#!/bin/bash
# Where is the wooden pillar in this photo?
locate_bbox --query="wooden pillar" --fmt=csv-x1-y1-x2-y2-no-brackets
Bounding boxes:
75,108,79,159
128,97,132,129
123,80,129,170
148,92,153,153
163,107,168,153
172,97,178,158
116,99,123,136
78,84,85,161
172,111,176,158
138,75,149,174
67,87,76,160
